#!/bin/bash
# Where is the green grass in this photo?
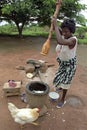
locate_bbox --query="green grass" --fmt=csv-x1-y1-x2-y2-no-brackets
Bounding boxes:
0,24,87,44
0,24,50,37
22,25,49,37
78,39,87,45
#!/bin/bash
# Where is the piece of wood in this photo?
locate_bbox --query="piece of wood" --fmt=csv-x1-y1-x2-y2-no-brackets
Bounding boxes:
3,81,21,97
40,0,62,55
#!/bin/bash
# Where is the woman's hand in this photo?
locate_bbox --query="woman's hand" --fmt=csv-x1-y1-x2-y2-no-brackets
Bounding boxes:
56,0,62,6
51,17,58,30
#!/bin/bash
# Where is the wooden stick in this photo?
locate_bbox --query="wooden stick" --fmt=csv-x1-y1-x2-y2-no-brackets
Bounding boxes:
40,0,62,56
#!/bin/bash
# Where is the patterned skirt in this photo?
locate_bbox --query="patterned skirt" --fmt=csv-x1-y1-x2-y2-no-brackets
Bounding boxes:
53,56,77,89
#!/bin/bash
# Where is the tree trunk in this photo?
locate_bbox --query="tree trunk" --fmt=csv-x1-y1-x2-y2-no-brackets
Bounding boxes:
15,22,25,38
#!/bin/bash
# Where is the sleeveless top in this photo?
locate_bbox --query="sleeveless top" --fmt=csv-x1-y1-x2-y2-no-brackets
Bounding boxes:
56,36,77,61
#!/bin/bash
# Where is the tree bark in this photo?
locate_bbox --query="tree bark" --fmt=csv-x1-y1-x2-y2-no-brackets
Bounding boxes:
15,22,25,38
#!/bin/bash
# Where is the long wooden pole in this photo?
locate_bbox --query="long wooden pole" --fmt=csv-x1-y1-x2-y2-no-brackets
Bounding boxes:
40,0,62,56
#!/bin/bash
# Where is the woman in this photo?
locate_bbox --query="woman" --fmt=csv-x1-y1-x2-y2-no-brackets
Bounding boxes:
52,18,78,108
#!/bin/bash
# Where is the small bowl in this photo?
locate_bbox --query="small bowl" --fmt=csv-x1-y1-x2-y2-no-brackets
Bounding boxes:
49,91,59,101
26,73,33,79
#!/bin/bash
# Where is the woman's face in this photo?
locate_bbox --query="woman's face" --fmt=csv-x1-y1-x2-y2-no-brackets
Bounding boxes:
62,27,72,39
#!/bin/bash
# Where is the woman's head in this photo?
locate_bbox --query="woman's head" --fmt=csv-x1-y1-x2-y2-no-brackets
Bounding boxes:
61,18,76,39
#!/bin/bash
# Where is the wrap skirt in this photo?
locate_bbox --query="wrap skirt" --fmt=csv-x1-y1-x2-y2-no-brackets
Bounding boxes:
53,56,77,89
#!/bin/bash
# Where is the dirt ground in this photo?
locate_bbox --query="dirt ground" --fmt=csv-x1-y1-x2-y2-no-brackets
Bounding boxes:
0,36,87,130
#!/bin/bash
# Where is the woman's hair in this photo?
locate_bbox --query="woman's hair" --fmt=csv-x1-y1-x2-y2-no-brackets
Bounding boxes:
61,18,76,33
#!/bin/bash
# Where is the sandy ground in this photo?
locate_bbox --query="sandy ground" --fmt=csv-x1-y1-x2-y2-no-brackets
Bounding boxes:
0,36,87,130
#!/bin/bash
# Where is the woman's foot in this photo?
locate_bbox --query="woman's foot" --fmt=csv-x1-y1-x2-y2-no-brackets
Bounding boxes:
56,100,66,108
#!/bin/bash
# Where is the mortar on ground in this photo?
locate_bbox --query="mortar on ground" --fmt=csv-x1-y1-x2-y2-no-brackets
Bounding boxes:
26,81,50,116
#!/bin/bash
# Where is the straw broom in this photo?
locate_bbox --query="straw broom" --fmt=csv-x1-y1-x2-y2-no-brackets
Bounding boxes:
40,0,62,56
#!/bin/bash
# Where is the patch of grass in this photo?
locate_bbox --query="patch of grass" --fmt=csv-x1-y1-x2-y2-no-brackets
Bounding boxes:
78,39,87,45
0,24,18,34
22,25,49,37
0,24,87,44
